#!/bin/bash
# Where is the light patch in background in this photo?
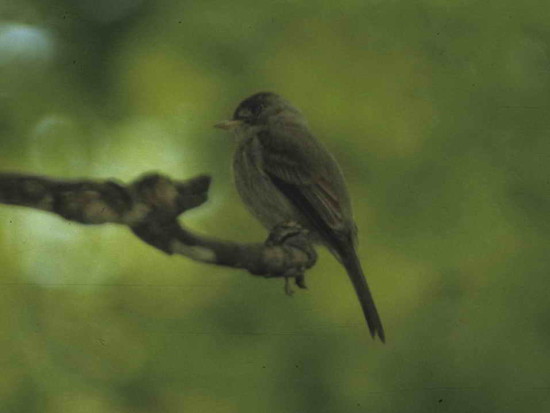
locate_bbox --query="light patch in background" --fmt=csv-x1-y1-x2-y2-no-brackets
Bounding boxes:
90,117,220,221
30,114,88,176
0,23,55,67
91,117,190,180
6,212,124,287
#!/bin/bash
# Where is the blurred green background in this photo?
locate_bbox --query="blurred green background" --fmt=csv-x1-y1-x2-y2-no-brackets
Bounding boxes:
1,0,550,412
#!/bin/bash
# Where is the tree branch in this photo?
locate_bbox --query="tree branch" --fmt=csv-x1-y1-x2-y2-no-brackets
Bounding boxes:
0,172,317,286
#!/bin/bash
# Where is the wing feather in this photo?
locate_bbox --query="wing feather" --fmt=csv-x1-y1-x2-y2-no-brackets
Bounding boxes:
257,128,347,237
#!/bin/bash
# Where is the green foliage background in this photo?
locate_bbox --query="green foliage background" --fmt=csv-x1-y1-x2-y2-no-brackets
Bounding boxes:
1,0,550,412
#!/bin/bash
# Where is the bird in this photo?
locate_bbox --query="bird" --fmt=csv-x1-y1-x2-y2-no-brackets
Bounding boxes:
215,92,385,342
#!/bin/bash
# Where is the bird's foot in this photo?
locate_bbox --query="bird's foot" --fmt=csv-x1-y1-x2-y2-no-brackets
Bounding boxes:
284,276,294,296
283,272,307,296
265,221,316,294
295,273,307,289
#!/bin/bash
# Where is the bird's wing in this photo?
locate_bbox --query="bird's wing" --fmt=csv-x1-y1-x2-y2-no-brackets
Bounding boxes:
257,127,348,240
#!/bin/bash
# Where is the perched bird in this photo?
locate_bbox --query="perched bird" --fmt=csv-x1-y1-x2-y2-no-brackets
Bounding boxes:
215,92,385,342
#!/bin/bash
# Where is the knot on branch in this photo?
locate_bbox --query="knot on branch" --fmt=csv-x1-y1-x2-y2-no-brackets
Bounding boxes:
131,173,210,220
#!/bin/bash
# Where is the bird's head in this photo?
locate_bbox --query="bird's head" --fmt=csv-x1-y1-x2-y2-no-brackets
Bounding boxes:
215,92,304,131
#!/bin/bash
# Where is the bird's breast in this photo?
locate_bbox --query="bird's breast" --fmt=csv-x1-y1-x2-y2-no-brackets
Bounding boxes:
232,137,299,231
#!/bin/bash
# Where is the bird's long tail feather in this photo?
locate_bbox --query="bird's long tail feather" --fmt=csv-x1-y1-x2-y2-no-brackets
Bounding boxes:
341,247,385,342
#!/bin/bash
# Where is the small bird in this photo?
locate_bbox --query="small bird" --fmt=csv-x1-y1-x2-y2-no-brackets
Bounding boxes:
215,92,385,342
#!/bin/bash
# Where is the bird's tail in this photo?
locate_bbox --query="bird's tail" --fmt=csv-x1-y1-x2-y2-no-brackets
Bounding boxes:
341,246,385,342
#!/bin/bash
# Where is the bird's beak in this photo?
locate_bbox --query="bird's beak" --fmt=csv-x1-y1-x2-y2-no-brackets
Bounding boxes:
214,120,243,130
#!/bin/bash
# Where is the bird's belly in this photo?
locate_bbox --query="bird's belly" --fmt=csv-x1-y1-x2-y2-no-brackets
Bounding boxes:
232,142,299,231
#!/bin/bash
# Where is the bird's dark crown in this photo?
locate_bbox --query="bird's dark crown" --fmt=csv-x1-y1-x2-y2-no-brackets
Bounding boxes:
233,92,280,123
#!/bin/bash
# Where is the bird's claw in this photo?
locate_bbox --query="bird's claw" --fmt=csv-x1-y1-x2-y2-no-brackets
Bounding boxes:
284,276,294,296
265,221,316,295
295,273,307,289
283,271,307,295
